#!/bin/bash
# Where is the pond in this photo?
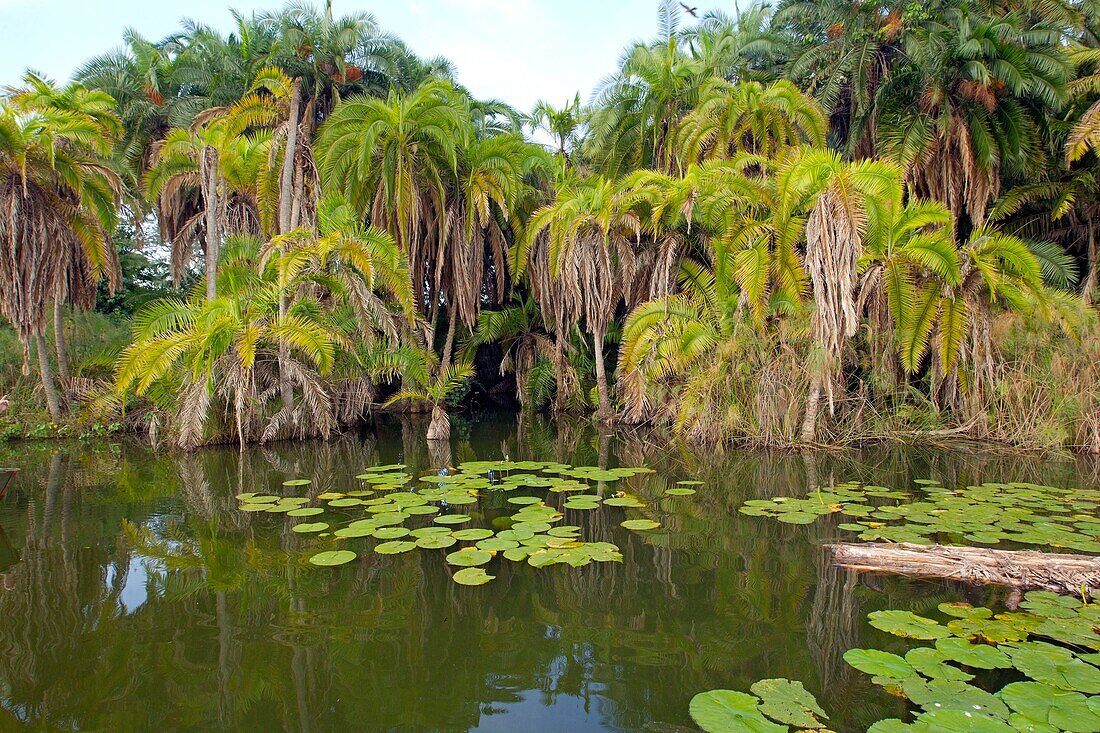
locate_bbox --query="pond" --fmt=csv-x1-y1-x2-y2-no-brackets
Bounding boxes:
0,412,1096,732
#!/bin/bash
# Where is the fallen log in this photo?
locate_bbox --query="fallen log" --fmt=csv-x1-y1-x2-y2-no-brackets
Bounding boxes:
825,542,1100,595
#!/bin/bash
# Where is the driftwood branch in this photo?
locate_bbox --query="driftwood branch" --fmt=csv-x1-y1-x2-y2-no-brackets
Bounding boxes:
826,543,1100,594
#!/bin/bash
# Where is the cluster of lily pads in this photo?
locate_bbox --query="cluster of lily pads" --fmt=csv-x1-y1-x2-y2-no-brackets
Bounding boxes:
689,591,1100,733
740,481,1100,553
236,459,696,585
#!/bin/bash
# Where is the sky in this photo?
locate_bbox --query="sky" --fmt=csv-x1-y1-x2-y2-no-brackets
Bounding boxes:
0,0,717,113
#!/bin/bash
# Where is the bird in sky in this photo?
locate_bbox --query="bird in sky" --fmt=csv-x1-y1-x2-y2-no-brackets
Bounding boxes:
680,3,699,17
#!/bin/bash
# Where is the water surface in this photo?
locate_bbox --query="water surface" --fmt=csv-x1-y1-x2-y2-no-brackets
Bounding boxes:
0,414,1096,732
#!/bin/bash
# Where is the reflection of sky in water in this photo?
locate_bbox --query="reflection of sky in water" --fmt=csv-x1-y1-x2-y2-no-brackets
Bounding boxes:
106,555,155,615
471,688,609,732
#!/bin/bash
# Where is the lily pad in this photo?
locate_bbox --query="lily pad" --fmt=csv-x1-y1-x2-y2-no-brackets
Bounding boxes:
748,679,827,729
621,519,661,531
688,690,786,733
292,522,329,533
308,550,356,566
870,610,951,640
446,548,492,567
452,567,494,586
374,541,417,555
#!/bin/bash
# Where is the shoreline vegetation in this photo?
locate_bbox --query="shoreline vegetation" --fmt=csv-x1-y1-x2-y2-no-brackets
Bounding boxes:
1,0,1100,453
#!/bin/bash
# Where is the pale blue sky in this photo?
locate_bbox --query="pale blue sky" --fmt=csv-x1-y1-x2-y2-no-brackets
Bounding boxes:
0,0,723,113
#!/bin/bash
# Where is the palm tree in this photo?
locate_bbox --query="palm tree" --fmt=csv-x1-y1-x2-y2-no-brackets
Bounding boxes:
144,67,288,298
586,0,708,175
0,76,122,419
877,5,1070,229
317,80,471,349
384,356,475,442
529,93,584,163
115,236,340,448
675,78,826,162
523,175,644,419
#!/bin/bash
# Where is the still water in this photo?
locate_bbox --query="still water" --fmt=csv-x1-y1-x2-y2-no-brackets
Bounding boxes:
0,413,1096,732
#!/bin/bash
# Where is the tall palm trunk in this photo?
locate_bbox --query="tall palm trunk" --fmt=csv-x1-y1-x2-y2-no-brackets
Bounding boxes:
592,324,613,420
53,300,70,384
800,375,824,443
277,79,303,412
439,307,458,373
34,332,63,420
201,146,221,301
1085,225,1097,306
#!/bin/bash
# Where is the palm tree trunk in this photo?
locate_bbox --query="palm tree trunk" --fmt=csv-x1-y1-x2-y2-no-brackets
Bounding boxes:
592,325,613,420
439,307,458,372
34,332,63,421
426,404,450,442
53,301,70,384
202,146,220,301
279,79,302,235
800,374,823,443
276,82,302,412
1084,225,1097,306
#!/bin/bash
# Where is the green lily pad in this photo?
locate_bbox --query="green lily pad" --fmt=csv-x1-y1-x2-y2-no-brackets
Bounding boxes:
446,549,492,567
870,610,951,640
452,567,494,586
287,507,325,517
621,519,661,531
308,550,356,566
374,541,416,555
999,681,1100,732
372,527,410,540
292,522,329,533
283,479,311,486
935,638,1012,669
416,535,457,549
452,528,494,541
748,678,827,729
844,649,915,679
665,488,697,496
434,514,472,525
688,690,786,733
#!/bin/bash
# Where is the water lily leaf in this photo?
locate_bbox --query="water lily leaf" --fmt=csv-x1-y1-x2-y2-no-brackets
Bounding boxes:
1007,641,1100,693
604,497,645,508
415,535,456,549
308,550,356,566
939,603,994,620
547,526,581,538
502,547,531,562
870,610,951,640
446,549,492,567
901,678,1009,718
775,512,817,524
410,526,452,538
452,567,494,586
292,522,329,533
287,507,325,517
999,681,1100,732
240,503,273,512
904,648,974,682
434,514,472,525
935,638,1012,669
283,479,311,486
374,541,416,555
327,498,362,508
496,528,534,542
947,617,1028,644
245,495,280,504
334,526,375,538
372,527,410,540
477,538,519,552
621,519,661,531
688,690,786,733
908,709,1015,732
507,496,543,505
748,679,827,729
665,488,697,496
316,492,344,500
867,721,912,733
844,649,915,679
451,528,494,541
677,480,704,486
403,505,440,515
